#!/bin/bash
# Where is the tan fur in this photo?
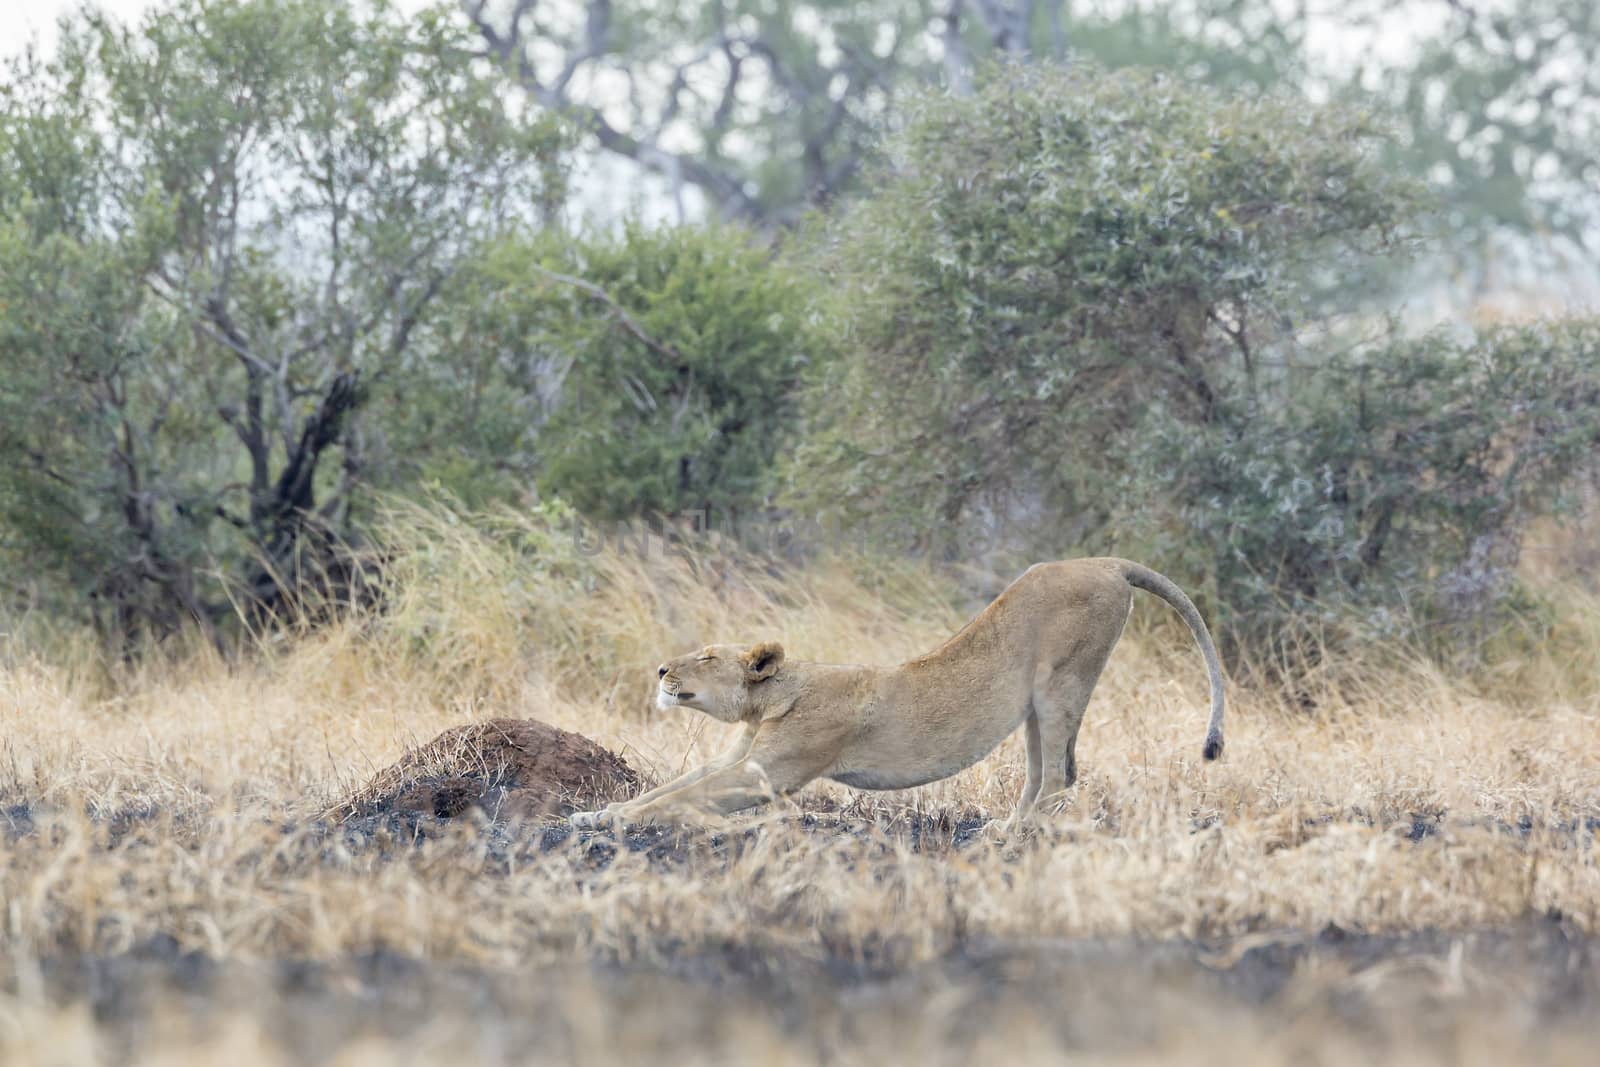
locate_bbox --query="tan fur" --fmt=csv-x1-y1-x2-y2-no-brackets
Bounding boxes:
569,558,1226,832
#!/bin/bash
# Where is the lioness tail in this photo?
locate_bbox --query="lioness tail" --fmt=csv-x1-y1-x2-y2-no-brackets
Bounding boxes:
1119,562,1226,761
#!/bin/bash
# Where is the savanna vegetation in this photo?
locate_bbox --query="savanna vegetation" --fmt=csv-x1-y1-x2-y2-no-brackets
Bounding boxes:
3,1,1599,1064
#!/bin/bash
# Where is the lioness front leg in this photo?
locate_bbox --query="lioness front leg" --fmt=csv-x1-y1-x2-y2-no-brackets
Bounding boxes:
609,760,781,825
607,740,826,827
568,762,726,830
569,733,755,831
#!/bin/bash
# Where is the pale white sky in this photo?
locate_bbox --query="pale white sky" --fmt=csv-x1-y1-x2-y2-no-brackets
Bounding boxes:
2,0,1435,75
2,0,145,57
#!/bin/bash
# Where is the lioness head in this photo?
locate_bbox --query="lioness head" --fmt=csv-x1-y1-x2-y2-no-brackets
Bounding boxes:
656,641,785,723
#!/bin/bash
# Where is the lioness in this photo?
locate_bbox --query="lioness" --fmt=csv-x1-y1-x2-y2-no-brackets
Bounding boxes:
569,558,1224,832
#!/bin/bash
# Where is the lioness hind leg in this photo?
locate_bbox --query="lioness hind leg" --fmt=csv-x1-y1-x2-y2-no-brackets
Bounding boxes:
1028,672,1099,812
999,711,1045,834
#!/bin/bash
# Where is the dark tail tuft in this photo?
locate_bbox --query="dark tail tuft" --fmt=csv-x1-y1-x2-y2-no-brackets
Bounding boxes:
1203,735,1224,761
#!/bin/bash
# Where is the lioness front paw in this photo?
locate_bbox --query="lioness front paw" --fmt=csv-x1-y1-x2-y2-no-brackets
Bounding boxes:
568,807,618,831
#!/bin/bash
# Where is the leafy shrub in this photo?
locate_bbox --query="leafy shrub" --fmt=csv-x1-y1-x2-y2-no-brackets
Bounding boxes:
788,61,1416,535
408,223,823,522
787,62,1600,661
1115,321,1600,661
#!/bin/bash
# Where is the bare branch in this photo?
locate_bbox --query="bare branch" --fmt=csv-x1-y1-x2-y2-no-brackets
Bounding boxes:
525,262,684,366
463,0,765,220
552,0,611,95
709,42,743,141
21,448,78,490
943,2,973,96
971,0,1034,54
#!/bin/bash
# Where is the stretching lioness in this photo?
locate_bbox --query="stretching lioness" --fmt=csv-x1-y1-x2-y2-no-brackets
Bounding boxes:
569,558,1224,832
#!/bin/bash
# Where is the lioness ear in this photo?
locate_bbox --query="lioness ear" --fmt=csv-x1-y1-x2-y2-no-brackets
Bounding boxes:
741,641,785,682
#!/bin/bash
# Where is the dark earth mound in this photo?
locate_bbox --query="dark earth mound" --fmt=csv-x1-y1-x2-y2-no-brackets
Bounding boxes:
337,717,643,823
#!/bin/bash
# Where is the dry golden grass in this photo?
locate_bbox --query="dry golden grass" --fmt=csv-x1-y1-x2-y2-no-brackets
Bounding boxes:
2,501,1598,1063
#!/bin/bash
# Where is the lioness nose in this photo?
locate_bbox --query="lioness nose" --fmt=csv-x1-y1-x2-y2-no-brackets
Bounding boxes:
657,665,668,679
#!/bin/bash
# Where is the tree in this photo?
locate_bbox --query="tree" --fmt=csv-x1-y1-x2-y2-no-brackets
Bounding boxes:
788,62,1413,535
395,223,822,520
532,224,821,520
462,0,926,224
462,1,1306,225
464,0,1600,303
0,0,565,640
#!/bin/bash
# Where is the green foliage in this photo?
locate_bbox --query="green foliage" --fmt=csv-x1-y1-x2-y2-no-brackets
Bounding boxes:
535,224,820,519
470,1,1313,225
1116,321,1600,659
406,224,821,520
470,0,937,223
479,0,1599,290
790,62,1416,533
790,61,1600,661
6,0,1599,668
1047,0,1307,93
0,0,565,639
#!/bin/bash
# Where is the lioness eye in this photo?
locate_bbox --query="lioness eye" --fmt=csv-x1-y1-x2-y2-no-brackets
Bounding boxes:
696,654,715,662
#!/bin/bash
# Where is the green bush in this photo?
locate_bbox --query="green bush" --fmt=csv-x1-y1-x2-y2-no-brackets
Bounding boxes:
1115,321,1600,661
788,62,1415,535
0,0,818,639
0,0,564,640
406,223,823,522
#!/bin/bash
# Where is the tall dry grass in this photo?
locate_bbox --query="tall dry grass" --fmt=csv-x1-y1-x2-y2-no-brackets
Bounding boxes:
2,500,1598,1063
